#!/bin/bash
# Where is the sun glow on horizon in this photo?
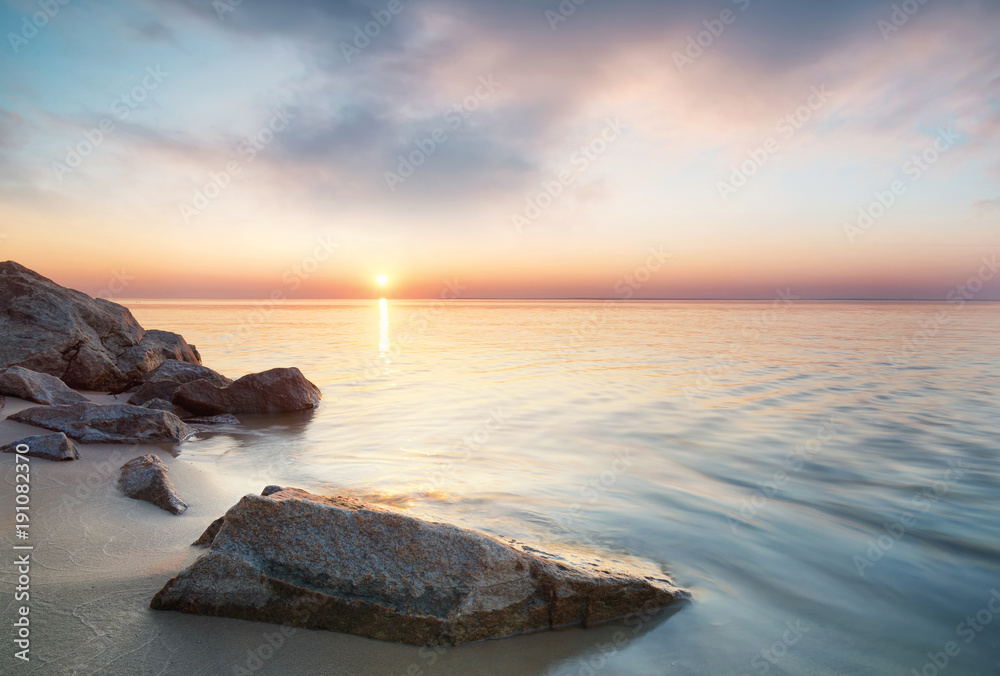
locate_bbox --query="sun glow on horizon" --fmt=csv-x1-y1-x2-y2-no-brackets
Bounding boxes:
376,274,389,286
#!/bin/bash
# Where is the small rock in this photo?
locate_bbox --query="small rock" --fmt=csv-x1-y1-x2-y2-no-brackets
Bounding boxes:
1,432,79,461
119,454,187,514
9,402,193,444
173,367,322,415
0,366,89,405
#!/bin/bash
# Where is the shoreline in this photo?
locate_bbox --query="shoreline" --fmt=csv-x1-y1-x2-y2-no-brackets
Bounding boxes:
1,391,675,675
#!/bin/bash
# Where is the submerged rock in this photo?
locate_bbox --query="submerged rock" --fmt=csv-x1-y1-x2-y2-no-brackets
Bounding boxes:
0,260,200,390
0,366,90,405
173,367,321,415
1,432,79,461
151,488,688,646
9,402,193,444
119,454,188,514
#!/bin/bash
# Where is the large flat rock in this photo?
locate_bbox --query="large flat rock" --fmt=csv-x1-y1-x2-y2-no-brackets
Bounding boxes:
173,367,321,415
151,488,688,646
9,402,193,444
0,261,201,390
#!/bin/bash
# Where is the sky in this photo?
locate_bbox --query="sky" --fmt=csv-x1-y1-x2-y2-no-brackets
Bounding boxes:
0,0,998,299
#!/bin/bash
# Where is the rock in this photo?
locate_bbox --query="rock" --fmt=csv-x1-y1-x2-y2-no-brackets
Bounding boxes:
151,488,689,646
192,517,225,548
0,261,201,391
142,360,232,388
119,454,187,514
173,367,322,415
141,398,193,419
0,366,90,405
184,413,241,426
9,402,193,444
128,380,182,407
1,432,79,461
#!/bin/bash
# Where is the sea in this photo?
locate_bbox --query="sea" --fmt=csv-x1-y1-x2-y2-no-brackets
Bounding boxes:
122,299,1000,676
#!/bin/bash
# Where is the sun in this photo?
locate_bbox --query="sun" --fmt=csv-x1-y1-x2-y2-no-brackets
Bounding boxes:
376,274,388,286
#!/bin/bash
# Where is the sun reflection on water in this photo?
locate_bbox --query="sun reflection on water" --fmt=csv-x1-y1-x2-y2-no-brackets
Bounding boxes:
379,297,389,355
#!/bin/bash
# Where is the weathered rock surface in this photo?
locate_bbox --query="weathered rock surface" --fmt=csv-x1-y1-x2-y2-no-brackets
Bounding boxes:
128,380,182,407
192,517,224,547
0,261,201,390
141,398,193,419
142,360,232,388
151,488,688,645
119,454,187,514
9,402,193,444
0,366,90,405
1,432,79,461
173,367,321,415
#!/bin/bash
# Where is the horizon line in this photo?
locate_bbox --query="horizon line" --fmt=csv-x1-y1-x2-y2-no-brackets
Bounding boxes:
112,297,1000,302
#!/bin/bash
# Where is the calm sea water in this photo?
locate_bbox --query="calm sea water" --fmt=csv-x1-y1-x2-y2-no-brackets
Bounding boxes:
124,299,1000,676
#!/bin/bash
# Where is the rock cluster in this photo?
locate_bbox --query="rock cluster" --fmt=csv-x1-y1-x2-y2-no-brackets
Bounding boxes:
0,261,200,390
173,367,322,415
